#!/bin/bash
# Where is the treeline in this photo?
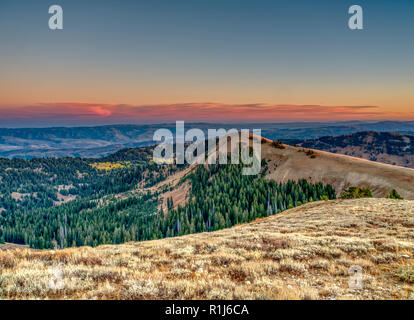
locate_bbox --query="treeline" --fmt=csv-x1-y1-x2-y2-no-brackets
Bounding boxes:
340,186,404,200
0,192,158,249
161,163,336,237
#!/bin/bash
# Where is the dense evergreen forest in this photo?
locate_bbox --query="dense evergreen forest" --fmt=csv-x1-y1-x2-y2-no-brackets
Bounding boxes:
162,163,336,237
0,148,336,248
0,146,170,212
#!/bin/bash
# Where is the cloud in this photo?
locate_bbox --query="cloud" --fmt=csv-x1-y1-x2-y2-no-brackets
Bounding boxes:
88,106,112,117
0,102,410,126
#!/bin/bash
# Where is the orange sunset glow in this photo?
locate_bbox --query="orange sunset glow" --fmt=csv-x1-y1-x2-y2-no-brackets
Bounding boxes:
0,102,413,125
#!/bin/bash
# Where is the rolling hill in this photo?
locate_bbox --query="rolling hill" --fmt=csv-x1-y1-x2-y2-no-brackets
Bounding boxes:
288,131,414,168
260,138,414,199
1,198,413,300
157,135,414,212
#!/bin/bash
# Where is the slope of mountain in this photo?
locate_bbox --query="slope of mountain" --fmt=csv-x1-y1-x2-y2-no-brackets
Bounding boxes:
287,131,414,168
158,135,414,207
1,198,413,300
1,122,414,159
260,139,414,199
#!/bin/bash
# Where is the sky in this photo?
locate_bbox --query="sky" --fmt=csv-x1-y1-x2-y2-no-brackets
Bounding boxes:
0,0,413,126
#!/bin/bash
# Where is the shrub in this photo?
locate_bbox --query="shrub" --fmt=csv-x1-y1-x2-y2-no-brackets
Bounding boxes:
279,259,306,275
300,149,317,158
396,265,414,283
340,187,372,199
271,141,285,149
387,189,403,200
0,252,17,269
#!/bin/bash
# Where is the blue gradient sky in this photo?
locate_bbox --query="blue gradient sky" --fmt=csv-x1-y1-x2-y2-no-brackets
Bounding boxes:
0,0,413,126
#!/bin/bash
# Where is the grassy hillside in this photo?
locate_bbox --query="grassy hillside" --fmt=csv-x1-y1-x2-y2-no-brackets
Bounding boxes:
1,199,413,300
260,138,414,199
289,131,414,169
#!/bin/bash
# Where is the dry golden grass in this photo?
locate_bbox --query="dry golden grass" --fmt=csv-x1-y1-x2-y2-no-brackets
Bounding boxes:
1,199,414,300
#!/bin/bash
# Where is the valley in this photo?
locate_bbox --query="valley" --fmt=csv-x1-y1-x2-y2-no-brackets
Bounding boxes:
1,134,414,251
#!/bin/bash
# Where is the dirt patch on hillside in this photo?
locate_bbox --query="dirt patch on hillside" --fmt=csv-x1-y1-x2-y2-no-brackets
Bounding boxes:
159,181,191,212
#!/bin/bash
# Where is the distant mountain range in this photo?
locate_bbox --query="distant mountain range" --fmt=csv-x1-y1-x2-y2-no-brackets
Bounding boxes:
0,121,413,159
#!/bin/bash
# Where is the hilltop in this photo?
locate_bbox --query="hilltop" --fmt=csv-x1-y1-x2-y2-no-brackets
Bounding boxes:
158,135,414,214
1,199,413,300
